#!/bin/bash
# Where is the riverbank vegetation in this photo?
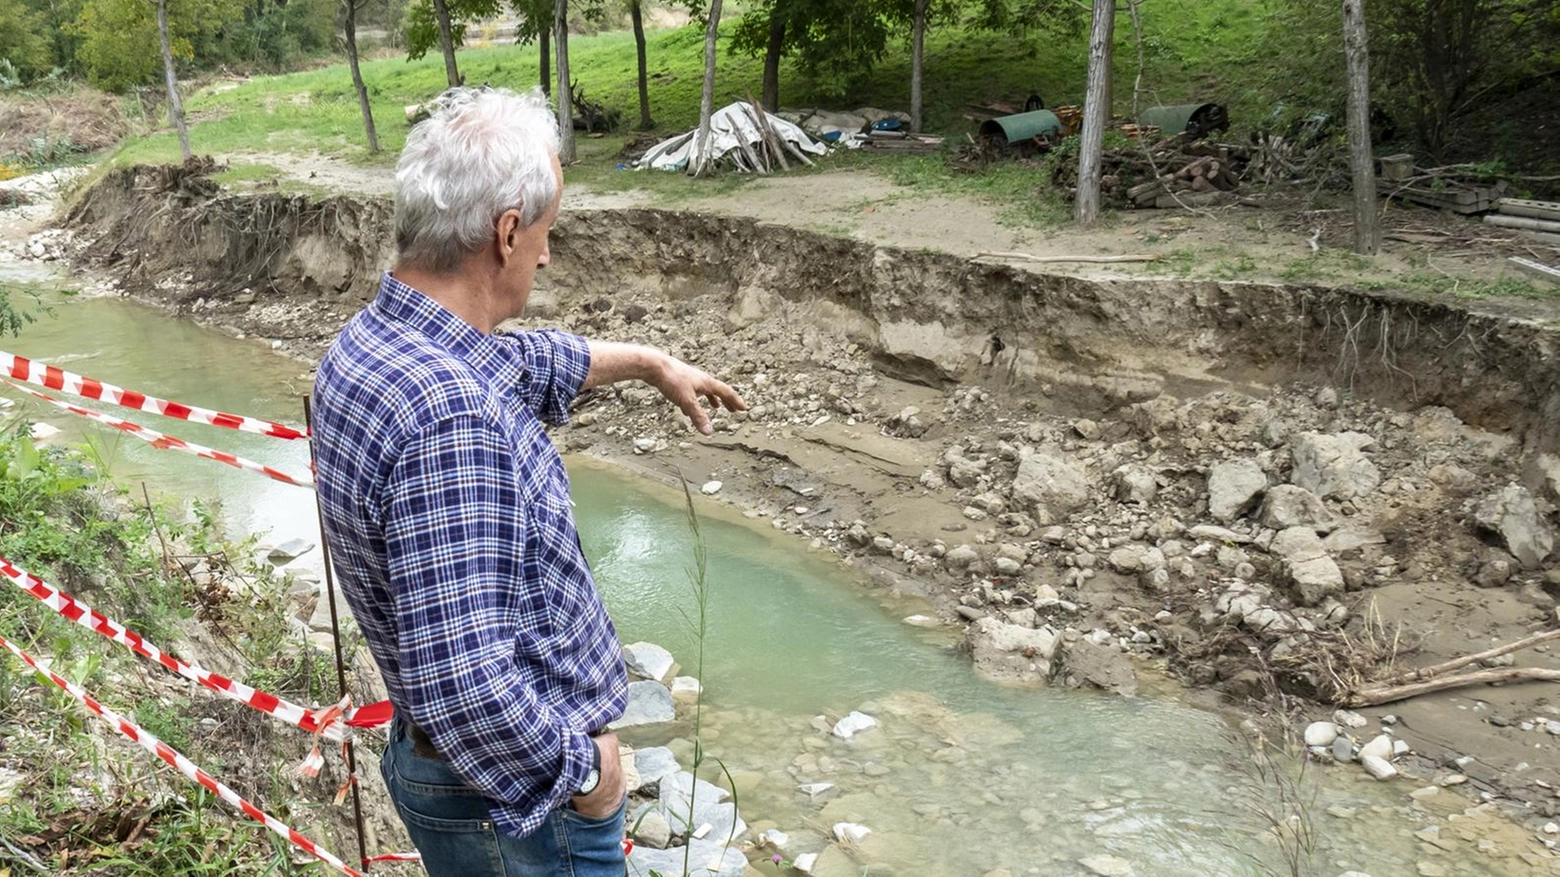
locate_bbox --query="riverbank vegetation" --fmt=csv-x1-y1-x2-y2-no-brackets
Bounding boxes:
0,423,352,874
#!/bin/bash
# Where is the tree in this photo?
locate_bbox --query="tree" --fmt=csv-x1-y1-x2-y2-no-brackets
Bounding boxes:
628,0,652,127
1075,0,1114,226
510,0,552,94
732,0,897,106
909,0,930,132
1342,0,1379,254
430,0,460,86
155,0,191,159
690,0,723,176
344,0,380,153
555,0,574,162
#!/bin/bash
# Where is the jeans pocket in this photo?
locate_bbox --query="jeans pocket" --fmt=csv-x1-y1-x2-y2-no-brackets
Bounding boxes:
558,795,627,877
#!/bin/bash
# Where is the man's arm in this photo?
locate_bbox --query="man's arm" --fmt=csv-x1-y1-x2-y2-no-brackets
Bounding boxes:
585,340,747,436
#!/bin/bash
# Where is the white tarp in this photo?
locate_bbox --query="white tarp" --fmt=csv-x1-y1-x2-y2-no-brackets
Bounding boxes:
638,102,827,172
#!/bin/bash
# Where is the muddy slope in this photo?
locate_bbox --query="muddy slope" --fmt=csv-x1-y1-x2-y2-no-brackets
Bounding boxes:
66,163,1560,463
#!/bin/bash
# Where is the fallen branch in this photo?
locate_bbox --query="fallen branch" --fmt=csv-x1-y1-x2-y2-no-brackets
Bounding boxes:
972,252,1160,264
1346,667,1560,707
1373,622,1560,688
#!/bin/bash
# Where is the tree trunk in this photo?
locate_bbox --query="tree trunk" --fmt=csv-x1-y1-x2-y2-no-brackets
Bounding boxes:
431,0,461,88
631,0,652,128
690,0,724,176
345,0,380,152
555,0,574,163
539,27,550,96
1075,0,1114,227
761,8,785,114
155,0,190,161
910,0,928,133
1342,0,1379,255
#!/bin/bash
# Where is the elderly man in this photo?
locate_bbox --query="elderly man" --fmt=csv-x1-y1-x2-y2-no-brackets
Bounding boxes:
311,87,744,877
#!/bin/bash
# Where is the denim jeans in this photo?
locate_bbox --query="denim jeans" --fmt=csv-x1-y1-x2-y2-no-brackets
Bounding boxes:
380,718,627,877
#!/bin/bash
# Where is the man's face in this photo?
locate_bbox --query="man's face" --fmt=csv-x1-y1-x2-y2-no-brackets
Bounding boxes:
503,154,564,319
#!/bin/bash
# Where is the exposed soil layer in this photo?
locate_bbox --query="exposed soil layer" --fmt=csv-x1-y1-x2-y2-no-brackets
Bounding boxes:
52,163,1560,852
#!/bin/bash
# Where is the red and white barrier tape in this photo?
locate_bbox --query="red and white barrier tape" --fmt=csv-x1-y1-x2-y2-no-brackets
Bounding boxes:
0,633,365,877
1,350,309,440
0,555,391,740
7,381,316,490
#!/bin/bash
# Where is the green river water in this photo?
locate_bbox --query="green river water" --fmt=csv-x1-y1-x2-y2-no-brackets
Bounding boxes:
0,269,1538,877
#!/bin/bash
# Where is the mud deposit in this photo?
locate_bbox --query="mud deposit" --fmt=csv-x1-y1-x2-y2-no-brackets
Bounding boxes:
49,162,1560,855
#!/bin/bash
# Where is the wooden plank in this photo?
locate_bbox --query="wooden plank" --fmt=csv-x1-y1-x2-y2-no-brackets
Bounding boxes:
1485,214,1560,234
1509,257,1560,285
1497,198,1560,222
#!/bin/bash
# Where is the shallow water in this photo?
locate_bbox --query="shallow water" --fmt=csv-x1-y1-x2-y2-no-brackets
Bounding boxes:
2,282,1544,877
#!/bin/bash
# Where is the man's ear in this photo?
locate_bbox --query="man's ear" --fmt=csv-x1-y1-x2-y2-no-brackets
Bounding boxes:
495,210,523,265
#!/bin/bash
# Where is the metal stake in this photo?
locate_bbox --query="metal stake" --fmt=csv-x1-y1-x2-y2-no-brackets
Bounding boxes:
303,396,371,872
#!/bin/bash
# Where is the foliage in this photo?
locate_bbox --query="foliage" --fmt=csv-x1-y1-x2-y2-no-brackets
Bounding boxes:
218,0,339,71
70,0,244,92
0,0,54,82
1371,0,1560,159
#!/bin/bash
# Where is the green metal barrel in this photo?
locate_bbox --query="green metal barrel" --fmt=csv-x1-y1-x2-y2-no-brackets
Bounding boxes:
978,110,1063,147
1139,103,1229,137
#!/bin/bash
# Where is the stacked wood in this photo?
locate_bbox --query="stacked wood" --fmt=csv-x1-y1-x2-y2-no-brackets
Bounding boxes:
1055,139,1254,208
860,130,944,154
1485,199,1560,245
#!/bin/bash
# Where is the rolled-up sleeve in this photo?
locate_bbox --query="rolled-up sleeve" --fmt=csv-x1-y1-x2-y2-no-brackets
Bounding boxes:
380,414,594,816
501,329,591,425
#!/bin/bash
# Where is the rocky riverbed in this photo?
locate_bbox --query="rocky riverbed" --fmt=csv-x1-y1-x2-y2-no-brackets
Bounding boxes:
8,161,1560,869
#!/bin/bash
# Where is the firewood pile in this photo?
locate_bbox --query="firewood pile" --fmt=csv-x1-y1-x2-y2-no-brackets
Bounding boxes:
1053,140,1255,208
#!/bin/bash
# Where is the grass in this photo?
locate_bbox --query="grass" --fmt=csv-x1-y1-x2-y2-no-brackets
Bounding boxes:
107,0,1274,169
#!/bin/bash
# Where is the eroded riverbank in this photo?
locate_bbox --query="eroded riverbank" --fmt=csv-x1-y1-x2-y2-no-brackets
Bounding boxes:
5,161,1560,872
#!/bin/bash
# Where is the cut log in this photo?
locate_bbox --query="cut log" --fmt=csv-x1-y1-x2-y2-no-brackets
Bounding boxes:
1497,198,1560,222
1347,667,1560,706
1484,214,1560,234
1127,180,1165,200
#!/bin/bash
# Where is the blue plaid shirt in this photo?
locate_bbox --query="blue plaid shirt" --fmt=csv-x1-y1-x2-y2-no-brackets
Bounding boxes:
312,273,626,838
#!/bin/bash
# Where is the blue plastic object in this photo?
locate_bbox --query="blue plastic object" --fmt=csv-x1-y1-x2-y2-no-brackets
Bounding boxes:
872,119,903,132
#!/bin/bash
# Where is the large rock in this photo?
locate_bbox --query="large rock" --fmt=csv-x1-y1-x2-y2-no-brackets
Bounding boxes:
1111,465,1158,504
1107,544,1165,574
633,809,673,849
634,746,681,787
1291,432,1381,500
610,680,676,729
1207,458,1268,522
623,641,678,683
1270,527,1344,605
1538,454,1560,506
1056,638,1137,696
966,617,1058,683
1011,447,1090,523
1259,485,1340,533
1473,486,1554,569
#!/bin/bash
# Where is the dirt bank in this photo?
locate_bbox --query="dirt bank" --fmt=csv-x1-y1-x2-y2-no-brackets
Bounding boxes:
41,162,1560,854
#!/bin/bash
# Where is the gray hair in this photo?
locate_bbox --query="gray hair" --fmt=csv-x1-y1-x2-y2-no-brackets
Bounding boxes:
394,87,562,274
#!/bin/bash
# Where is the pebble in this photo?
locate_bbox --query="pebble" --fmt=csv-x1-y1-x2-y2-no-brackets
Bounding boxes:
700,480,723,495
832,822,871,844
1362,754,1398,780
1305,721,1340,747
1334,709,1369,729
1409,786,1440,801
